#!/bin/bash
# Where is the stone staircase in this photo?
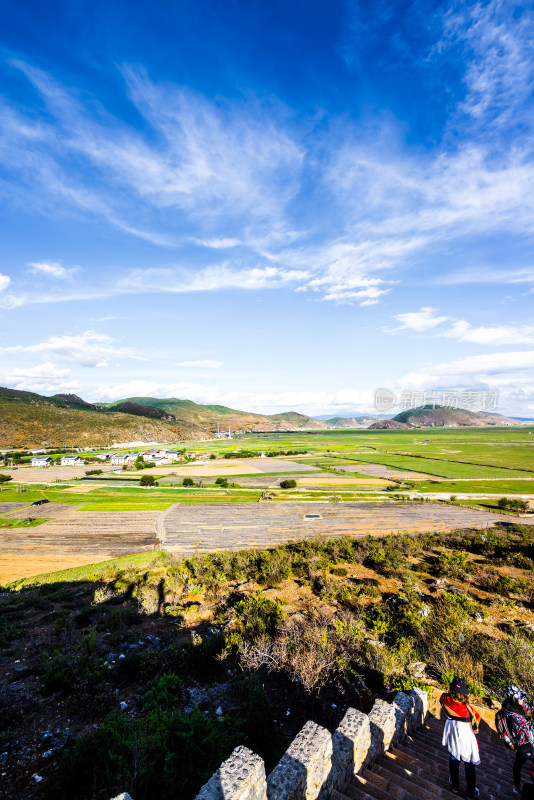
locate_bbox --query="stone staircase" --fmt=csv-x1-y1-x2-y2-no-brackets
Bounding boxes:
333,715,518,800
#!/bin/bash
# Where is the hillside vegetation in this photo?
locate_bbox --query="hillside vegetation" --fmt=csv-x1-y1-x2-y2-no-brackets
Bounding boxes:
0,390,203,448
0,388,324,448
3,524,534,800
391,405,518,427
118,396,324,431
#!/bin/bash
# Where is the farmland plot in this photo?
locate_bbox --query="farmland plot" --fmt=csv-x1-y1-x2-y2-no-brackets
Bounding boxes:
161,501,512,557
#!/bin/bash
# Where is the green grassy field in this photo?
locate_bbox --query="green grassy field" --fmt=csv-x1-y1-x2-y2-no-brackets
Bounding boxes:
2,427,534,509
413,479,534,494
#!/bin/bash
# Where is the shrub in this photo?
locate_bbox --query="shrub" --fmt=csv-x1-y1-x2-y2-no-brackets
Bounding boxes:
0,473,12,484
434,549,471,578
498,497,529,513
182,477,195,487
85,469,103,476
279,479,297,489
142,674,183,711
41,631,106,694
238,612,361,694
140,475,157,486
215,477,229,487
234,595,286,638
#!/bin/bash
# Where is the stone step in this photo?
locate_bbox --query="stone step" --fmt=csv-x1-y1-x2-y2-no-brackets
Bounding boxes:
377,751,454,799
363,764,439,800
392,741,516,798
341,775,400,800
404,733,513,776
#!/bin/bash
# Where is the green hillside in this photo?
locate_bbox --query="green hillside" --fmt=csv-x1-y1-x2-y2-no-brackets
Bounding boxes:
113,396,324,431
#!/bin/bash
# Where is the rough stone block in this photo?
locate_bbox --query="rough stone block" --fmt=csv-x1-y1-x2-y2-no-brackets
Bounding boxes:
331,707,371,787
410,687,428,726
267,720,332,800
392,692,414,743
368,699,396,761
196,746,266,800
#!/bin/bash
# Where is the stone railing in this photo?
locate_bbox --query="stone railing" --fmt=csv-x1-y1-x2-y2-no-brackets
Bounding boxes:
110,688,427,800
194,688,427,800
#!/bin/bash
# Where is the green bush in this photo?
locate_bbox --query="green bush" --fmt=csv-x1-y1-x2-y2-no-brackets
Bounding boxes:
142,674,183,711
215,477,229,487
498,497,529,513
139,475,158,486
182,477,195,487
279,479,297,489
0,473,12,484
234,595,285,638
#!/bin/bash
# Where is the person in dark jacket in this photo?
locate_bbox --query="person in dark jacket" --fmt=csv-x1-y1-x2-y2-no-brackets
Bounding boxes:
502,684,534,794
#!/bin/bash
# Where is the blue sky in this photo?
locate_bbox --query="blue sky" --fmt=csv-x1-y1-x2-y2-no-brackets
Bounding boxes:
0,0,533,416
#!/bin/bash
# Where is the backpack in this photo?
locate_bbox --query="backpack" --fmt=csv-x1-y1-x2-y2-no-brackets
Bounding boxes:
496,707,517,750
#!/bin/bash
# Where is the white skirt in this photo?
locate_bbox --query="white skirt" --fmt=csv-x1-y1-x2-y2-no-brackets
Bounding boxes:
442,719,481,764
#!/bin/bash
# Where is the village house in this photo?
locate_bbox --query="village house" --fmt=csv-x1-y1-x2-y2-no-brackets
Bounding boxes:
31,457,53,467
109,453,131,466
60,456,84,466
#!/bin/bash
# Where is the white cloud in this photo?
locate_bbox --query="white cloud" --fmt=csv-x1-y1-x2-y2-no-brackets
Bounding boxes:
193,237,242,249
0,362,79,394
27,260,79,279
0,331,138,367
442,321,534,345
391,307,449,333
439,0,534,134
118,264,310,294
0,4,532,312
0,273,11,292
386,308,534,345
176,360,223,368
399,350,534,388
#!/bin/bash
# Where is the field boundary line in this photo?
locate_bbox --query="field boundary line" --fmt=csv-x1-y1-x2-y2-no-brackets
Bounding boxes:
154,503,178,548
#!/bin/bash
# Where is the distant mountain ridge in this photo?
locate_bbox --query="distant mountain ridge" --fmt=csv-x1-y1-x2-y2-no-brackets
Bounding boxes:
0,387,324,448
368,405,519,429
110,396,325,431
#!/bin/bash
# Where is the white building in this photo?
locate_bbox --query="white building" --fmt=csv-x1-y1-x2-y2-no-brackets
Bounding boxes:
110,453,130,466
31,457,53,467
61,456,84,466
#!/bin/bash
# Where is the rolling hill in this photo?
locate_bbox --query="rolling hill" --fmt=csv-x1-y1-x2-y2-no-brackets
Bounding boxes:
0,388,204,448
368,405,519,429
0,388,324,448
112,396,325,432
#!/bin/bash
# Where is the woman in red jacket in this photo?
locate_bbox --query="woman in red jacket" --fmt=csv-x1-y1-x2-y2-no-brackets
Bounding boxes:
440,676,481,799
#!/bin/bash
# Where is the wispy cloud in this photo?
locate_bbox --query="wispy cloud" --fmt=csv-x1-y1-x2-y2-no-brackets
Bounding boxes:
0,273,11,292
0,0,533,313
0,331,139,368
386,306,534,345
399,350,534,388
27,260,80,279
442,321,534,346
390,307,449,333
117,264,310,293
176,360,223,368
